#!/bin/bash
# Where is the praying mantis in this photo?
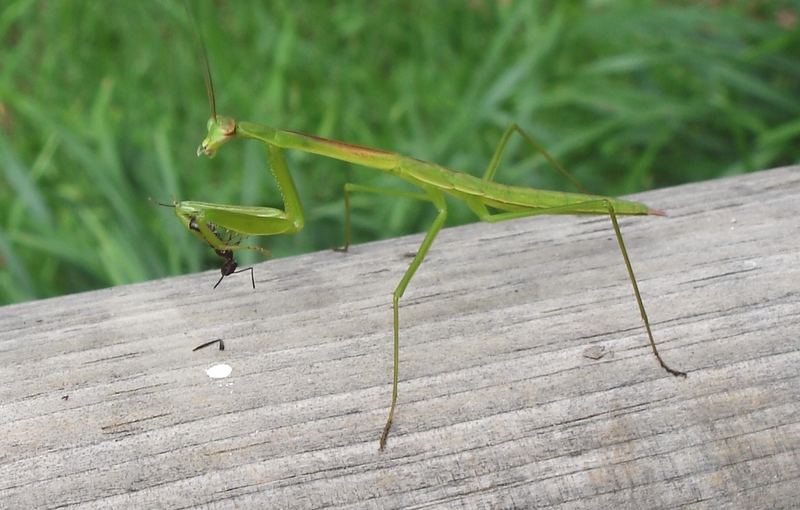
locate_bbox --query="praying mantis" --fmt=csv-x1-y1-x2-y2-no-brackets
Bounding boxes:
171,15,687,451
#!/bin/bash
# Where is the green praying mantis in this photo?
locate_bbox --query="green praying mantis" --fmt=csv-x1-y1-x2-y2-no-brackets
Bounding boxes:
170,16,687,451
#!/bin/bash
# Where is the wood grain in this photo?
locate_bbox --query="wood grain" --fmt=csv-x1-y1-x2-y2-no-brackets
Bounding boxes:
1,166,798,509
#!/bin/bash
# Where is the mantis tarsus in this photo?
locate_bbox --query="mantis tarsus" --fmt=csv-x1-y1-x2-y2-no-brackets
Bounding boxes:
173,17,687,451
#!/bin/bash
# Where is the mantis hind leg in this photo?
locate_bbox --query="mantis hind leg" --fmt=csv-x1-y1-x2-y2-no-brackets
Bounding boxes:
484,123,588,194
472,199,686,378
602,201,686,378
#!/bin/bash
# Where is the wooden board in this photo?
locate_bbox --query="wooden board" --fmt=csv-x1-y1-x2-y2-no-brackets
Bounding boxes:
1,166,798,509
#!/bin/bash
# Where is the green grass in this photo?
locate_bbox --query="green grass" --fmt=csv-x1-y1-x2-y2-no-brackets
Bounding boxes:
1,0,798,304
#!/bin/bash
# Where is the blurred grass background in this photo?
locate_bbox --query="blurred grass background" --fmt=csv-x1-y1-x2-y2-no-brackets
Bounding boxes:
1,0,798,305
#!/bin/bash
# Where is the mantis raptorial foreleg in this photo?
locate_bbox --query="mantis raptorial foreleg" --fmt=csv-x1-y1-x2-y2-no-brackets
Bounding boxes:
169,144,304,290
156,199,267,289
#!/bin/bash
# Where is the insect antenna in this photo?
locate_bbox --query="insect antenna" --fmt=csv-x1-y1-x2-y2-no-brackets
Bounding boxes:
150,197,175,209
183,0,217,121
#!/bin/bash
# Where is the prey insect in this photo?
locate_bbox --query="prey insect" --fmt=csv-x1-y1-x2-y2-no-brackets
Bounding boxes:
186,215,266,290
174,15,687,451
158,200,268,289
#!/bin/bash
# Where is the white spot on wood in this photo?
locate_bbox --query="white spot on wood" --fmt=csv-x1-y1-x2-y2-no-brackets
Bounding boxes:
206,364,232,379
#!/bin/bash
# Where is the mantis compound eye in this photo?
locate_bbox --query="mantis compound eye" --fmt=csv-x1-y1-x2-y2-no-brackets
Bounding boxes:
220,117,236,136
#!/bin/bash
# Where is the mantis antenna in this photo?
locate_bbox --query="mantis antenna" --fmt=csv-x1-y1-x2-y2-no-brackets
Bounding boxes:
183,0,216,121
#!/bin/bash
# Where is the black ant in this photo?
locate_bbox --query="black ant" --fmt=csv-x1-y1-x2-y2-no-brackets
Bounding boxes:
187,216,260,289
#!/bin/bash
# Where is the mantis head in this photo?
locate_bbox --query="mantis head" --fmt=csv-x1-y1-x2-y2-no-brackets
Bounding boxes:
197,115,236,157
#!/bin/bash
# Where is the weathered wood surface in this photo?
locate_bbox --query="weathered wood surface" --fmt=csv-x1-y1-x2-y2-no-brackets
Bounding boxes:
1,167,798,509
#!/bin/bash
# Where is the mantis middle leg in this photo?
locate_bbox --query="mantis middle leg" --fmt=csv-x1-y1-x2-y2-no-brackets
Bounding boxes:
333,183,428,252
334,182,447,450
